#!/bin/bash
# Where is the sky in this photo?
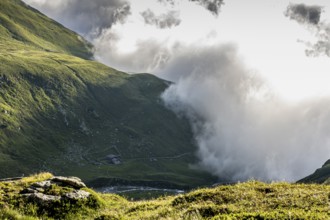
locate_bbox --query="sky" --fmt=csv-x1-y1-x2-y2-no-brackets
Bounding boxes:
23,0,330,181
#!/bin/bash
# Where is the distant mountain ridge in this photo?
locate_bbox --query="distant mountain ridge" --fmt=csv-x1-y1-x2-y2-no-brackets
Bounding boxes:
298,160,330,184
0,0,216,188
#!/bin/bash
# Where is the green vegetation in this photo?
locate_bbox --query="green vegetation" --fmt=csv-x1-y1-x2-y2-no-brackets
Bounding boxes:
1,173,330,219
299,160,330,184
0,0,93,59
0,0,216,187
1,1,330,218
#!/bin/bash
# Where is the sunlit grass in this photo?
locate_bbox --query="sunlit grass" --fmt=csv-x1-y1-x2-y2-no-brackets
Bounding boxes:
1,173,330,219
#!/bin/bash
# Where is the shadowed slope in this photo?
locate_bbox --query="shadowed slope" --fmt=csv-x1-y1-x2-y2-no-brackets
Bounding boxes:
0,0,216,188
298,160,330,184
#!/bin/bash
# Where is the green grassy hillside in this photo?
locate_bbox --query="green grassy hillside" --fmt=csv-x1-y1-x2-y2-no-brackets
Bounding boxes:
1,173,330,219
298,160,330,184
0,0,93,59
0,0,216,188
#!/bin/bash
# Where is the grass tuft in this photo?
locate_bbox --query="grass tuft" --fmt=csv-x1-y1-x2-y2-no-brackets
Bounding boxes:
1,174,330,219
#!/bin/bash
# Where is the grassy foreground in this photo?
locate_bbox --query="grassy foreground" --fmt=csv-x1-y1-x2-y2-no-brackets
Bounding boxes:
0,173,329,219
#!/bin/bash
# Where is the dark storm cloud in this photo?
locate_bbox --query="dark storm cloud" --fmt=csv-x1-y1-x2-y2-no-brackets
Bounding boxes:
141,9,181,29
113,4,131,24
25,0,225,38
159,0,224,15
285,3,322,25
191,0,224,15
24,0,130,36
285,3,330,57
64,0,131,35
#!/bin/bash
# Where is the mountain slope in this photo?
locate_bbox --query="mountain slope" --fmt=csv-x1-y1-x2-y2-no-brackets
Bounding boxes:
0,0,93,59
0,0,216,188
298,160,330,184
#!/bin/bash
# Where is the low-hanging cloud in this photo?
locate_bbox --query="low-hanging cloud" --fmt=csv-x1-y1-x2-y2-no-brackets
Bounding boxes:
91,0,222,73
23,0,222,72
161,44,330,182
285,3,330,57
94,34,173,73
22,0,330,182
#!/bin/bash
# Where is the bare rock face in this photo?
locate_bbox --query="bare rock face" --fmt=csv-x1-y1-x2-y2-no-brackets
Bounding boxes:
32,180,52,188
20,176,90,206
64,190,91,200
20,180,52,194
22,193,61,205
51,176,86,189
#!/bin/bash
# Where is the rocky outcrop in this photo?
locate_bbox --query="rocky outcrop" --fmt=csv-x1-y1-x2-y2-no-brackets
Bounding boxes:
64,190,91,200
51,176,86,188
20,176,90,205
25,193,61,205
